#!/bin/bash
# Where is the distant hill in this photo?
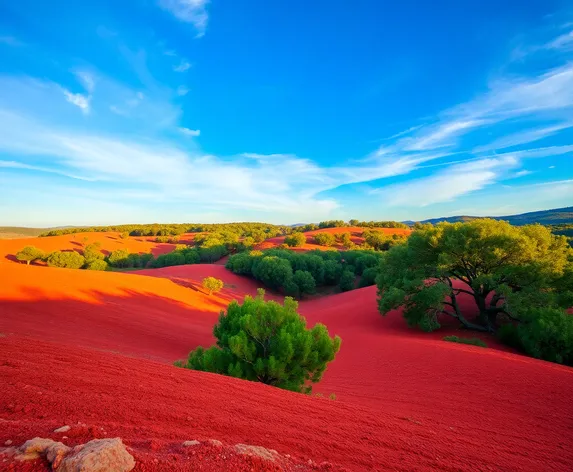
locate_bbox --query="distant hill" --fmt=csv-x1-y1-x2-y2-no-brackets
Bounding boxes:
405,207,573,226
0,226,75,239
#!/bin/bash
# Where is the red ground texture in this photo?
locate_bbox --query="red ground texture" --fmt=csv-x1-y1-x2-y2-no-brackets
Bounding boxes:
1,236,572,471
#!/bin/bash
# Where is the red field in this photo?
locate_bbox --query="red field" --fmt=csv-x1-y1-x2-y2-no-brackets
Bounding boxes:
1,247,572,470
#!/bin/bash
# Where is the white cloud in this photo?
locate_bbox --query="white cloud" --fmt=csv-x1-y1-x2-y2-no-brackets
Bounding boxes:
158,0,209,37
178,127,200,136
74,70,95,93
176,86,189,96
547,30,573,49
372,157,519,207
63,90,90,113
513,169,533,178
173,60,192,72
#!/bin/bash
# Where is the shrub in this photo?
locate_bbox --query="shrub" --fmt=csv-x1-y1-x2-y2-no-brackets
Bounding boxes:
314,233,336,247
85,259,108,271
83,243,105,264
120,232,129,239
293,270,316,297
107,249,131,268
179,289,341,393
358,266,378,288
202,276,224,295
284,232,306,247
16,246,45,265
504,308,573,366
46,251,85,269
443,336,487,348
339,270,355,292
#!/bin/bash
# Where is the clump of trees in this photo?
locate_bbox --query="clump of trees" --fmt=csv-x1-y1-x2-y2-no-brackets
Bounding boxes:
377,219,573,366
202,276,224,295
313,233,336,247
16,246,45,265
284,232,307,247
46,251,86,269
226,248,383,298
177,289,341,393
362,230,407,251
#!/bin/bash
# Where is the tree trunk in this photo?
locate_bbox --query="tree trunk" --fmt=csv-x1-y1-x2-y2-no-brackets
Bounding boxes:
26,260,30,265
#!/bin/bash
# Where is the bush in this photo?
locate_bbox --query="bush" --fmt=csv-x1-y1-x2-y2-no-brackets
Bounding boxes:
339,270,355,292
85,259,108,271
16,246,44,265
107,249,131,268
202,276,224,295
358,266,378,288
83,243,105,264
120,232,129,239
314,233,336,247
179,289,341,393
293,270,316,297
503,308,573,366
284,232,306,247
443,336,487,348
46,251,85,269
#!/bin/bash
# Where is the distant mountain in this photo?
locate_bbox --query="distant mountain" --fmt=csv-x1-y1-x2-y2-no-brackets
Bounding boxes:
404,206,573,226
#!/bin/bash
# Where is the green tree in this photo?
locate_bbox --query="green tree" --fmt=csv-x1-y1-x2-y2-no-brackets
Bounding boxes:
314,233,336,247
180,290,341,393
83,243,105,265
337,232,354,249
119,232,129,239
252,256,293,290
377,220,572,333
85,259,108,271
202,276,225,295
16,246,45,265
339,270,355,292
46,251,85,269
284,232,306,247
107,249,131,268
293,270,316,297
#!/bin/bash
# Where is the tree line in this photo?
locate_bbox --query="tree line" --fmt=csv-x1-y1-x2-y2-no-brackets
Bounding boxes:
226,248,384,298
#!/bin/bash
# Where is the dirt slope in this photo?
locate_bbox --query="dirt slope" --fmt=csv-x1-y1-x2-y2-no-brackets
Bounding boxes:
0,231,202,265
1,263,572,471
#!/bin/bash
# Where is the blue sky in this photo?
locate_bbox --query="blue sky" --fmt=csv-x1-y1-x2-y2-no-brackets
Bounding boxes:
0,0,572,226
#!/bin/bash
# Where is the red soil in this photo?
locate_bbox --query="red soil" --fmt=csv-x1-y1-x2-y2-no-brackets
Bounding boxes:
1,262,572,471
257,226,411,251
0,231,203,265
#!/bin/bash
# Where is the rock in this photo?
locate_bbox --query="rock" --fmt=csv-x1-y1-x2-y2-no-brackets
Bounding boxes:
54,425,71,433
58,438,135,472
4,440,12,446
206,439,223,447
234,443,279,462
182,440,200,447
16,437,70,467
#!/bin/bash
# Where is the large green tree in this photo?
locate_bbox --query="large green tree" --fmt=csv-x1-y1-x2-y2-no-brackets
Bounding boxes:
180,289,341,393
377,219,572,333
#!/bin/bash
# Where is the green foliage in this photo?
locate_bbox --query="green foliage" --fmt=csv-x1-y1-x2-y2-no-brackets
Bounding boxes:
85,259,108,271
363,230,407,251
313,233,336,247
179,290,341,393
358,266,378,288
46,251,85,269
107,249,131,268
499,308,573,366
339,270,355,292
83,243,105,265
202,276,224,295
376,219,572,350
336,232,354,249
119,232,129,239
16,246,45,265
318,220,348,229
284,232,306,247
293,270,317,297
226,248,381,298
443,336,487,348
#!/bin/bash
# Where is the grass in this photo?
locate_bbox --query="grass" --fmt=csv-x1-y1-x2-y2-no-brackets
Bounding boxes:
443,335,487,348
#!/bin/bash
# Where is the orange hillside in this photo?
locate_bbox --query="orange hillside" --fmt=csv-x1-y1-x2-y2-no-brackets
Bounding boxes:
0,231,203,265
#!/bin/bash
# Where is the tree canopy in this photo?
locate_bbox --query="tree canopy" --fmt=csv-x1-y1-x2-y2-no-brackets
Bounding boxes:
16,246,44,265
284,232,307,247
179,289,341,393
377,219,572,333
202,276,224,295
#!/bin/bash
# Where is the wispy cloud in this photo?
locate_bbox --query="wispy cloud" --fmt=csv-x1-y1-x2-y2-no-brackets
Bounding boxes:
173,60,192,72
176,86,189,96
74,70,95,93
546,29,573,49
158,0,210,37
178,127,200,136
63,90,90,114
